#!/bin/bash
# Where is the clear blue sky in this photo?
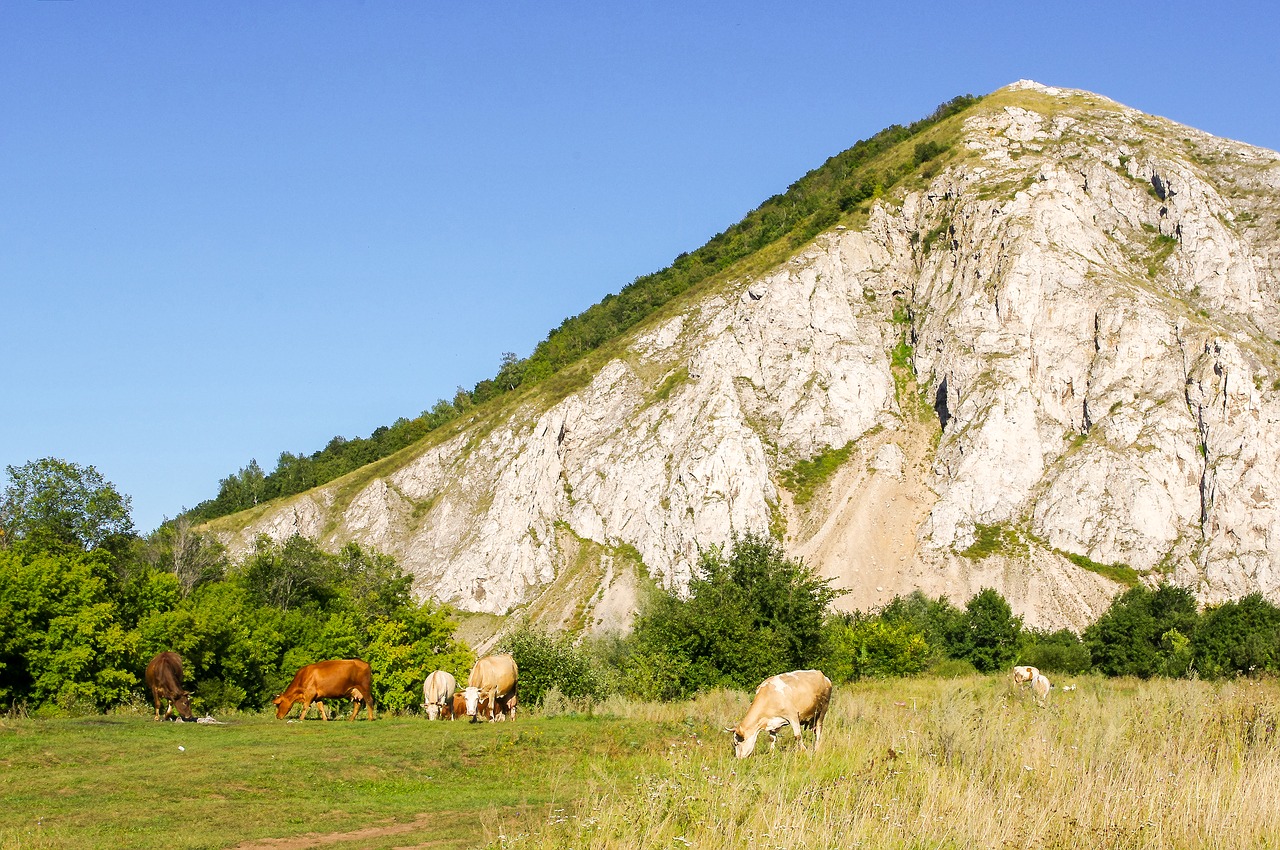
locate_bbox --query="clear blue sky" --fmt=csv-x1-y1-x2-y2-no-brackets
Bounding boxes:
4,2,1279,534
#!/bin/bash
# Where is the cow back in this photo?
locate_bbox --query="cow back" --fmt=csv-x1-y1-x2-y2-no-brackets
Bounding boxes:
423,670,457,704
467,653,518,698
145,652,184,695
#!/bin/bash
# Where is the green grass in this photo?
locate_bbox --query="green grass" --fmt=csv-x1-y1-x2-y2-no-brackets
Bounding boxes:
1060,550,1142,587
779,443,856,506
0,712,688,850
960,522,1028,560
8,678,1280,849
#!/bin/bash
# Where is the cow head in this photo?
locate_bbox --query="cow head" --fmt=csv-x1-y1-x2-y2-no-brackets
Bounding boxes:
462,686,481,719
272,694,293,720
728,725,761,759
424,702,441,721
173,690,195,721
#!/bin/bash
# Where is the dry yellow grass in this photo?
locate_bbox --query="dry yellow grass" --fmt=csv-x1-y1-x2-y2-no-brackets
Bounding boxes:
496,675,1280,849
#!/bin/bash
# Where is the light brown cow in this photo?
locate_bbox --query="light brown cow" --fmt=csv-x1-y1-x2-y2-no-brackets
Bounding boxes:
422,670,457,720
729,669,831,758
1012,665,1040,686
273,659,374,721
145,652,195,722
462,653,518,722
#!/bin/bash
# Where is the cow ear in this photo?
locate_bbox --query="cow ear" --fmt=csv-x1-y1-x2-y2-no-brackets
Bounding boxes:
724,727,736,734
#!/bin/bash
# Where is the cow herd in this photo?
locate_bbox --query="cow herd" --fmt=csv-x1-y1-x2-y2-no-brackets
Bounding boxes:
144,651,1056,757
142,651,521,727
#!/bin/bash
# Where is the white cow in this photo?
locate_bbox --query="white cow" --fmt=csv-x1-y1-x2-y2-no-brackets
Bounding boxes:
1012,665,1039,686
421,670,457,720
728,670,832,758
1031,672,1052,707
463,653,519,722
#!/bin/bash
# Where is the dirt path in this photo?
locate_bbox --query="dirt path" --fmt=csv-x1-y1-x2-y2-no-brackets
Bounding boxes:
233,806,533,850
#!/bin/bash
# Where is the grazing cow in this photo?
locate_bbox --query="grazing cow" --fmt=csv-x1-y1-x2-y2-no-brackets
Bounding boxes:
145,652,195,722
273,659,374,721
728,669,832,758
422,670,457,720
462,653,518,722
1012,665,1040,686
1031,672,1052,707
451,690,469,720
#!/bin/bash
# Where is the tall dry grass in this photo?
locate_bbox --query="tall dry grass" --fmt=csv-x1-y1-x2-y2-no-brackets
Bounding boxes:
496,675,1280,849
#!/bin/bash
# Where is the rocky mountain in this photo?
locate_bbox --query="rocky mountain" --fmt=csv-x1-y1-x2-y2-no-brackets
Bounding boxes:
206,81,1280,635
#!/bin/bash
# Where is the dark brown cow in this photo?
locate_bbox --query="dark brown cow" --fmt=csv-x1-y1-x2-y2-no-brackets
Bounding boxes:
273,659,374,721
145,652,195,722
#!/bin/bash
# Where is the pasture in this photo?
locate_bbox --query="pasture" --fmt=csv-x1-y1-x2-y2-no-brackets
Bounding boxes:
3,675,1280,849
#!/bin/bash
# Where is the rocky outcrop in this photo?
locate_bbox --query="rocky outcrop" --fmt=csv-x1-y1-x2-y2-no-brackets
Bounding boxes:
210,81,1280,633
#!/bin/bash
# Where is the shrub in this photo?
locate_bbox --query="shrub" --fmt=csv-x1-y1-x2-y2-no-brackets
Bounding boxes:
1084,583,1199,678
960,588,1022,673
498,624,611,707
1019,628,1091,675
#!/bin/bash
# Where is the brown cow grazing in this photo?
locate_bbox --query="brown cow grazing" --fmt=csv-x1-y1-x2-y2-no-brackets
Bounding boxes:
462,653,518,722
273,659,374,721
145,652,195,722
451,690,468,721
422,670,457,720
728,669,831,758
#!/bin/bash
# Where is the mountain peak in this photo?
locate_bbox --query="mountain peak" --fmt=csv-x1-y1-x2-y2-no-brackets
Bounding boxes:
207,90,1280,641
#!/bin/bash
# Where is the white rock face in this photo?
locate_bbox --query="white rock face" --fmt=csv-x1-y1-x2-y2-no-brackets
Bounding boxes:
212,83,1280,631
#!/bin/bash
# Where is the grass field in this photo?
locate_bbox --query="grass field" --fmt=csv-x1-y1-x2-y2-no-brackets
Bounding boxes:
4,676,1280,849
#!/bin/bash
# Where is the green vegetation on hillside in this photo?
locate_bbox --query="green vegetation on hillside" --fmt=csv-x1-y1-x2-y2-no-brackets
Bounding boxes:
12,457,1280,727
184,93,982,527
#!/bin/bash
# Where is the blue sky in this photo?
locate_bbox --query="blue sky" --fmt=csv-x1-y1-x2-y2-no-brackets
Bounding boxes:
4,2,1279,534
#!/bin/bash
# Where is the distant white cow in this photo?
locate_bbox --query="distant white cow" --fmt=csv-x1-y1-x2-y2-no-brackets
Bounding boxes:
421,670,457,720
728,670,832,758
1012,665,1039,686
1031,672,1052,707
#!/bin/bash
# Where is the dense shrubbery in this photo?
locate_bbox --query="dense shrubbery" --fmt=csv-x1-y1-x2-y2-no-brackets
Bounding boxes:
1,459,472,715
12,458,1280,718
185,94,984,527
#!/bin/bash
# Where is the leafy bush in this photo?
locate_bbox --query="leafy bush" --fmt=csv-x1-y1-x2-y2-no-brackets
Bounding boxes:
497,624,610,707
821,615,930,682
622,533,842,699
1193,593,1280,678
959,588,1023,673
1084,584,1199,678
1019,628,1091,675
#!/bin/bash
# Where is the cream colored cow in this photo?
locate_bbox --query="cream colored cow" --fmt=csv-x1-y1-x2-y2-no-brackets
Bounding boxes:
1012,665,1039,686
728,670,832,758
1031,672,1052,707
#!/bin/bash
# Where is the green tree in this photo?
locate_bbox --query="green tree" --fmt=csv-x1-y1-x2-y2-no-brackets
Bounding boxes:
959,588,1022,673
1084,584,1199,678
1019,628,1091,675
497,623,610,707
821,614,930,682
0,547,137,710
624,533,841,698
879,590,967,662
364,602,474,713
1,458,134,552
1193,593,1280,678
236,534,340,611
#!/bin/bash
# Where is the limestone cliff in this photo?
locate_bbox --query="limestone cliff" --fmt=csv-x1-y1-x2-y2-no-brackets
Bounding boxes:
208,82,1280,634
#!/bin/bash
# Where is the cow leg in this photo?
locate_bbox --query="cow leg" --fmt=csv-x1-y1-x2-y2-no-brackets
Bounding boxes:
789,714,807,752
